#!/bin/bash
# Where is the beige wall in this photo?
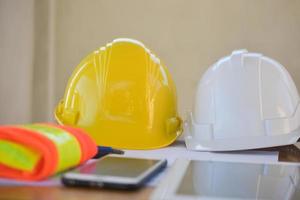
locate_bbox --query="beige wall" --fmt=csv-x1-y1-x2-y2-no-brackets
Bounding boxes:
0,0,34,124
54,0,300,117
1,0,300,123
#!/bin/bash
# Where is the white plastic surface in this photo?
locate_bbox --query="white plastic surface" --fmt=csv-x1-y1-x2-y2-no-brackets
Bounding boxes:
185,50,300,151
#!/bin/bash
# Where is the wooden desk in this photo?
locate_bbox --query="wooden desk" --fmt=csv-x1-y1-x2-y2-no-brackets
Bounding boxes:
0,186,153,200
1,144,299,200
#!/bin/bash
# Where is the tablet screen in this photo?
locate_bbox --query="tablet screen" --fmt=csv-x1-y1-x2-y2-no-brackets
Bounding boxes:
176,161,300,199
73,156,160,178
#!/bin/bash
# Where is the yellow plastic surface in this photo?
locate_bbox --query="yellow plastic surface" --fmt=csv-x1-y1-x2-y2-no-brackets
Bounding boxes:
55,38,182,149
0,140,40,172
22,124,82,172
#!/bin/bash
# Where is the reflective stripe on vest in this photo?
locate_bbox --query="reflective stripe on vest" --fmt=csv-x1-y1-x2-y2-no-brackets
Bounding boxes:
22,124,82,172
0,140,40,172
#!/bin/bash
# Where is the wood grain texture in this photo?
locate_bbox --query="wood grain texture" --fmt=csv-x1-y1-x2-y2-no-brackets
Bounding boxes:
0,186,153,200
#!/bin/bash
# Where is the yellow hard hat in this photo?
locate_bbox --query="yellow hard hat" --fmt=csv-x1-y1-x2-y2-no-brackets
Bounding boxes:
55,38,182,149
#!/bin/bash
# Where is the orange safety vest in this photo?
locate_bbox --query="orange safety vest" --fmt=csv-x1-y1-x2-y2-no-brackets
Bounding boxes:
0,124,97,180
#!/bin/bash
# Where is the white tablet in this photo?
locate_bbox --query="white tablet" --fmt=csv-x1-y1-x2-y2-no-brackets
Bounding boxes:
151,159,300,200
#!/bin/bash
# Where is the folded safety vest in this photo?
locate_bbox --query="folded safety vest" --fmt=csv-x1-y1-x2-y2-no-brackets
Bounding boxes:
0,124,97,180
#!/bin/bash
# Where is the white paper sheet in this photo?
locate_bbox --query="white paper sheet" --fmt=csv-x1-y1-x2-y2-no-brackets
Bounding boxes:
124,141,279,186
124,141,278,166
0,176,61,186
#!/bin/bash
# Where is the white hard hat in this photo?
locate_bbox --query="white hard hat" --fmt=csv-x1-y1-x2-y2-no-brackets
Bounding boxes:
185,49,300,151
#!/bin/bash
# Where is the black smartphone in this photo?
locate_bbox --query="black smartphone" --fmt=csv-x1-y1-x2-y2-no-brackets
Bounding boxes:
61,155,167,189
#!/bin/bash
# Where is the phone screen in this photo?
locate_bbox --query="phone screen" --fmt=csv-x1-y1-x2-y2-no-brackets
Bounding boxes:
72,156,160,178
